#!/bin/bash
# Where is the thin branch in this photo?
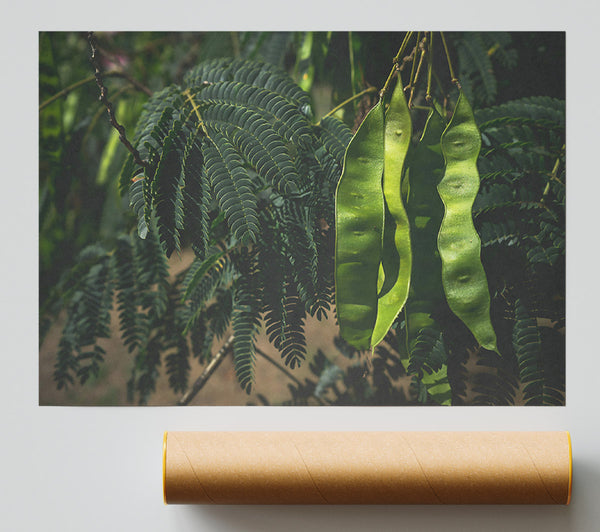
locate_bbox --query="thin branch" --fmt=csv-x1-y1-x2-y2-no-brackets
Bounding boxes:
348,31,357,95
379,31,414,98
39,69,151,112
406,32,421,95
177,335,235,405
440,31,461,88
318,86,378,124
426,32,434,103
81,84,133,148
408,35,428,108
88,31,149,172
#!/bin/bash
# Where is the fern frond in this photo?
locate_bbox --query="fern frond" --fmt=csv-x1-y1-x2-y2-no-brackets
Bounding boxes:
114,235,143,353
127,334,162,405
408,327,446,376
472,351,518,405
196,81,314,146
231,250,262,393
203,131,260,244
180,130,211,258
513,299,564,405
274,293,307,369
152,124,185,257
133,226,169,319
476,97,565,127
456,32,497,104
165,336,191,394
128,176,149,239
53,255,114,388
207,287,233,340
481,32,518,69
133,86,183,158
317,116,353,164
181,252,231,333
202,103,300,194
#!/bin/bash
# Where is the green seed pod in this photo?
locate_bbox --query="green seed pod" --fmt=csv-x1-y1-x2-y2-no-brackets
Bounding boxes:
335,101,385,349
405,108,451,405
438,91,499,353
371,80,412,348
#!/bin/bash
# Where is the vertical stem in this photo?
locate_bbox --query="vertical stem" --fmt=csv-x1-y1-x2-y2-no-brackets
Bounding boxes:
440,31,460,88
319,86,378,123
88,32,149,172
406,32,421,95
408,34,427,108
379,31,414,97
426,32,434,103
230,31,241,58
348,31,357,96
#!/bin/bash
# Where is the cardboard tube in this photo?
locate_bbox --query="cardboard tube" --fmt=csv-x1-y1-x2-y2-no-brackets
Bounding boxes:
163,431,572,505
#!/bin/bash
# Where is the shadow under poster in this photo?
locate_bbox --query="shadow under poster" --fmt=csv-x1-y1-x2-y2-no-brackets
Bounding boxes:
39,31,565,406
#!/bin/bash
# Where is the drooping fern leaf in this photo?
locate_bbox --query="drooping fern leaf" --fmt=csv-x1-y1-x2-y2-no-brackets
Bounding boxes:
153,124,185,256
53,250,114,389
203,130,260,244
202,103,300,194
180,130,211,258
231,249,262,393
513,299,564,405
454,32,517,106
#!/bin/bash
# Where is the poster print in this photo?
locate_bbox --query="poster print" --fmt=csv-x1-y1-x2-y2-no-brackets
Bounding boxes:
39,32,565,406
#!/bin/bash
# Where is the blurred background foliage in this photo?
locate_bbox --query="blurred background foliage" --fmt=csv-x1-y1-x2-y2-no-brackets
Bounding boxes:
39,31,565,405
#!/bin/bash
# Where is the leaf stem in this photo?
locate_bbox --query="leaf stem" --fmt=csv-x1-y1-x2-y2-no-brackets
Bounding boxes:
81,84,133,148
406,32,421,95
426,32,434,103
348,31,357,96
379,31,414,97
408,34,427,108
318,86,378,123
182,87,210,136
440,32,461,88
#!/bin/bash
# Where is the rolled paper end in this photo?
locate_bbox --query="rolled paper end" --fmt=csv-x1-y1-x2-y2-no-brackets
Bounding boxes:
567,431,573,505
162,431,168,505
162,431,572,505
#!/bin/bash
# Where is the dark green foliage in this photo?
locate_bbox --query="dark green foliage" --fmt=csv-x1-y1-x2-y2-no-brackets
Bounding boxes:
513,299,565,405
53,249,114,389
452,32,518,107
475,96,565,298
203,130,260,244
465,96,565,406
108,57,347,399
407,327,446,377
231,249,262,393
43,33,565,406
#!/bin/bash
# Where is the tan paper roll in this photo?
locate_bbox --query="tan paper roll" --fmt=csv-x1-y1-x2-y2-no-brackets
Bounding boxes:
163,431,572,505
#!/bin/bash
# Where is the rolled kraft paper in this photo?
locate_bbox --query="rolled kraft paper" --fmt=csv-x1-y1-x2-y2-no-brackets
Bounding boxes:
163,431,572,505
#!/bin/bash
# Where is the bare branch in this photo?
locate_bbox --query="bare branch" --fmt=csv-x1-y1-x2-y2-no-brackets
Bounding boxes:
177,335,234,406
88,31,149,172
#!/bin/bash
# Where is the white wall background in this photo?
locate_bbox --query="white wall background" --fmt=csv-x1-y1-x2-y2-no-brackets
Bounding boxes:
3,2,599,530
